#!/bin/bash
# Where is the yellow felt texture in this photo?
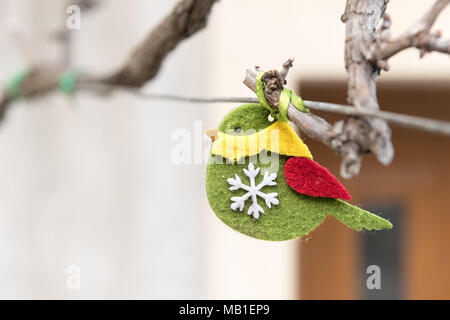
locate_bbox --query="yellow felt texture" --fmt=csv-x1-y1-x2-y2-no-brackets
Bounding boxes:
211,120,312,161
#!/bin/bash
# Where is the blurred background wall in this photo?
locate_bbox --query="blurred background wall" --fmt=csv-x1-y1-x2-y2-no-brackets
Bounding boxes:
0,0,448,299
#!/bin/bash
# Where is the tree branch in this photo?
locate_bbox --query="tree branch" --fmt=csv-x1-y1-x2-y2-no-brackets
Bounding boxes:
244,1,397,178
103,0,218,87
243,65,332,145
339,0,394,178
244,62,383,178
373,0,450,61
0,0,218,118
70,79,450,136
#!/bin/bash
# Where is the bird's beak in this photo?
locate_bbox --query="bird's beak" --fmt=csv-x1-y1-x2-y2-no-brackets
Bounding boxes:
206,128,219,141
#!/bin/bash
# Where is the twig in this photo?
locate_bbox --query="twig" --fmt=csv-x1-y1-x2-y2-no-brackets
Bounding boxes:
243,66,332,145
0,0,219,118
373,0,450,61
79,87,450,137
302,100,450,136
279,57,295,83
103,0,218,87
336,0,449,177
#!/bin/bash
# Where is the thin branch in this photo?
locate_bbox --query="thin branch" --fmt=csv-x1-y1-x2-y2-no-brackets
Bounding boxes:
0,0,218,119
304,100,450,137
78,87,450,137
374,0,450,61
337,0,449,177
243,67,332,144
279,57,295,83
103,0,218,87
240,59,443,178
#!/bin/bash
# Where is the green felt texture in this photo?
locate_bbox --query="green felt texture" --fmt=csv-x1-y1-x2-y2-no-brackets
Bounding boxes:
217,103,272,135
206,154,392,241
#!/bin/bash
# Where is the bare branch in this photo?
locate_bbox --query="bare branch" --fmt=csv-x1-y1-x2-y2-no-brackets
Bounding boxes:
243,67,332,144
0,0,218,119
374,0,450,61
337,0,449,177
103,0,218,87
244,63,387,179
73,83,450,137
279,57,295,83
340,0,394,178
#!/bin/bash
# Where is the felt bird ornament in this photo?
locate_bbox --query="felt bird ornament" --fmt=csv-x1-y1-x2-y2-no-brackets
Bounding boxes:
206,102,393,241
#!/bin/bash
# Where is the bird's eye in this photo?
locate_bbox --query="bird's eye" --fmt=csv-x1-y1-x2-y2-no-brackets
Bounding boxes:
268,114,275,122
234,127,242,133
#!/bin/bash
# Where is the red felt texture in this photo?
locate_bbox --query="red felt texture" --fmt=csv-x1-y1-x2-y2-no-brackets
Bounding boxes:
284,157,352,200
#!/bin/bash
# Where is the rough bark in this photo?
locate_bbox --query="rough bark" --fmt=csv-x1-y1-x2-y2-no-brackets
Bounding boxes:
372,0,450,62
338,0,393,177
243,1,449,178
103,0,217,87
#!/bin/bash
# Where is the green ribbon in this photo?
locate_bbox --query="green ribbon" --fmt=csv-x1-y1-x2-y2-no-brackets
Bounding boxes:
5,69,30,100
278,88,309,121
255,71,309,122
59,69,84,94
4,68,85,101
255,71,274,115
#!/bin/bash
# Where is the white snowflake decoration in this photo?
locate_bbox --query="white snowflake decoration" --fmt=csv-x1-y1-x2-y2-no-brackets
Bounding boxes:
227,163,279,219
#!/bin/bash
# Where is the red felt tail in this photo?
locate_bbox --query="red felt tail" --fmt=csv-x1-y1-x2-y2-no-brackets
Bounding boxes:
284,157,352,200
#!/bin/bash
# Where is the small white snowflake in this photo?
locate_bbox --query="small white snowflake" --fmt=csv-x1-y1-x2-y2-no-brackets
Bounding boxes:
227,163,279,219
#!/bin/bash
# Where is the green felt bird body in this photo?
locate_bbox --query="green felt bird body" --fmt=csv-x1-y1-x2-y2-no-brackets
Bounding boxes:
206,103,392,241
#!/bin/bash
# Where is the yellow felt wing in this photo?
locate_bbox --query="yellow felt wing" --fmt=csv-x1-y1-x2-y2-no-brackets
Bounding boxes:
211,121,312,161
